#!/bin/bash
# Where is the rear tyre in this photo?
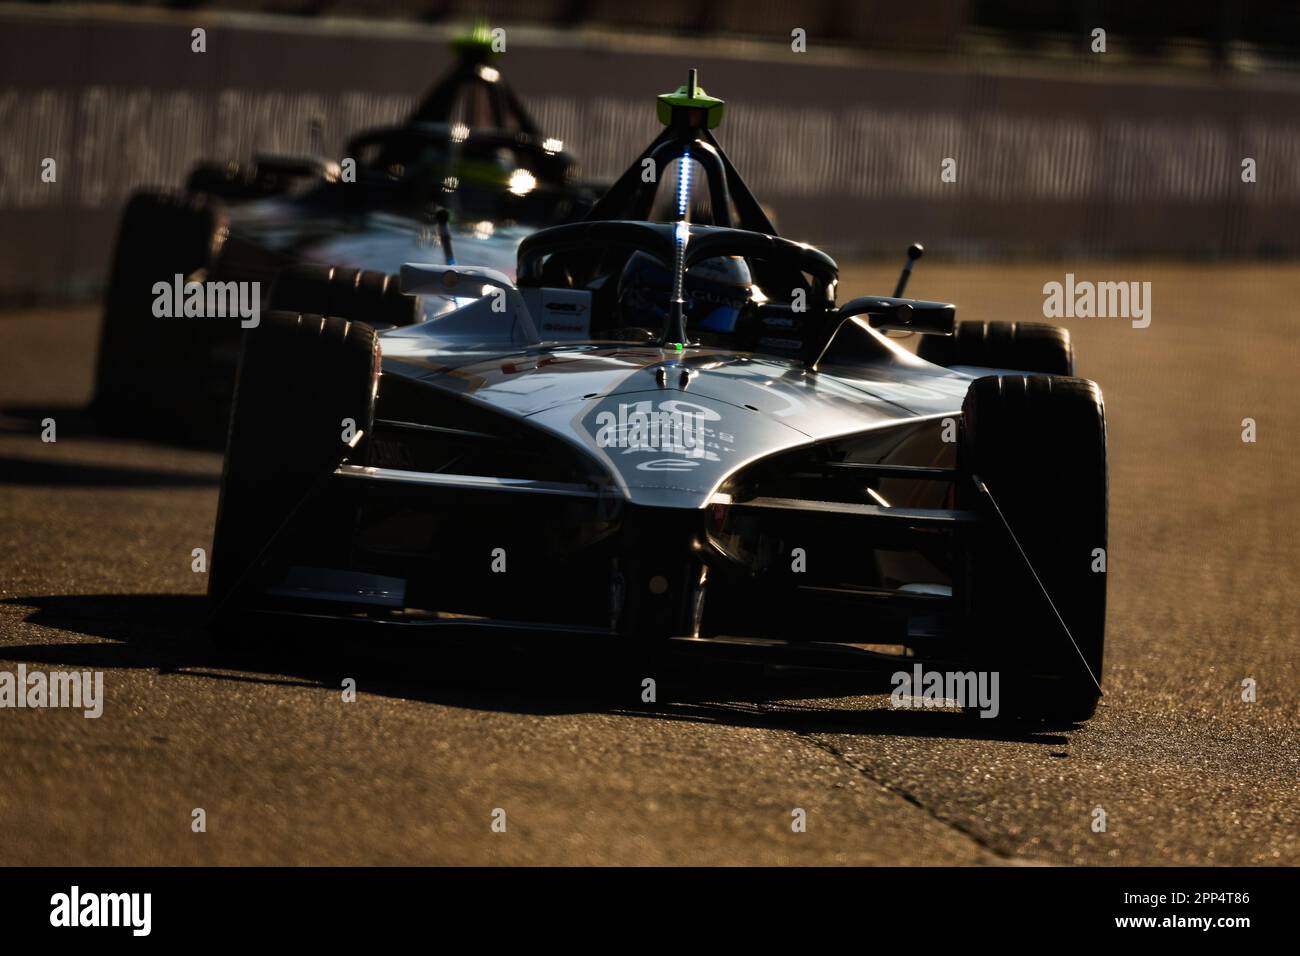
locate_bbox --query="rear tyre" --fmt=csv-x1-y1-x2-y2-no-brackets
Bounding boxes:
957,374,1107,723
92,190,228,440
919,321,1074,375
268,264,419,327
208,311,379,619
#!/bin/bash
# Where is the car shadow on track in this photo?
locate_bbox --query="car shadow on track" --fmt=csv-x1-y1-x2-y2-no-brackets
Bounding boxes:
1,592,1073,743
1,403,110,446
0,455,220,488
1,402,226,451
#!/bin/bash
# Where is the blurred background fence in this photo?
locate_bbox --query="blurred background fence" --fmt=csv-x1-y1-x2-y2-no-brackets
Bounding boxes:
3,0,1300,303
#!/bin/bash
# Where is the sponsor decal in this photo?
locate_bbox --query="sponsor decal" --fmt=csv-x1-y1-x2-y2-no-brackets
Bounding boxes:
593,399,735,472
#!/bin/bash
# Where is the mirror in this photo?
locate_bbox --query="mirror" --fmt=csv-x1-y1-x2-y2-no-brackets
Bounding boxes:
836,295,955,336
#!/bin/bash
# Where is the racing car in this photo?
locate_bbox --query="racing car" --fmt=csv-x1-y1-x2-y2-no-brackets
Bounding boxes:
92,24,602,443
208,73,1108,723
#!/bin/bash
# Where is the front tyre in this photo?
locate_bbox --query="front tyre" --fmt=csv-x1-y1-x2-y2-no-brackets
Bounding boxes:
957,374,1108,723
93,190,228,440
208,311,379,617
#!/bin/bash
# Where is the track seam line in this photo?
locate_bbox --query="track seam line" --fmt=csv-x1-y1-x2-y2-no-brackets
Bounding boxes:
787,723,1022,863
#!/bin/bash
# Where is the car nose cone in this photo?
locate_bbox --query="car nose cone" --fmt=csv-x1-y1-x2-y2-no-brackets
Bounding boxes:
528,381,806,509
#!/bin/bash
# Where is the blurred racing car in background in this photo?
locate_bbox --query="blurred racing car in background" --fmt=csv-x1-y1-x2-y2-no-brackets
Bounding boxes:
92,24,604,442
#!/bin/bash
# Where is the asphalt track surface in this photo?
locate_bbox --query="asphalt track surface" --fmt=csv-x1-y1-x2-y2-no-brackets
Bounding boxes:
1,263,1297,866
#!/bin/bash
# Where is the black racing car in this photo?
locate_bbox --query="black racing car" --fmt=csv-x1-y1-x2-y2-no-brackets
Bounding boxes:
208,73,1109,724
92,25,603,443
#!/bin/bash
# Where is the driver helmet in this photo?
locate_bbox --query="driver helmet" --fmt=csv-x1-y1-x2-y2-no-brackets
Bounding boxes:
616,252,752,335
